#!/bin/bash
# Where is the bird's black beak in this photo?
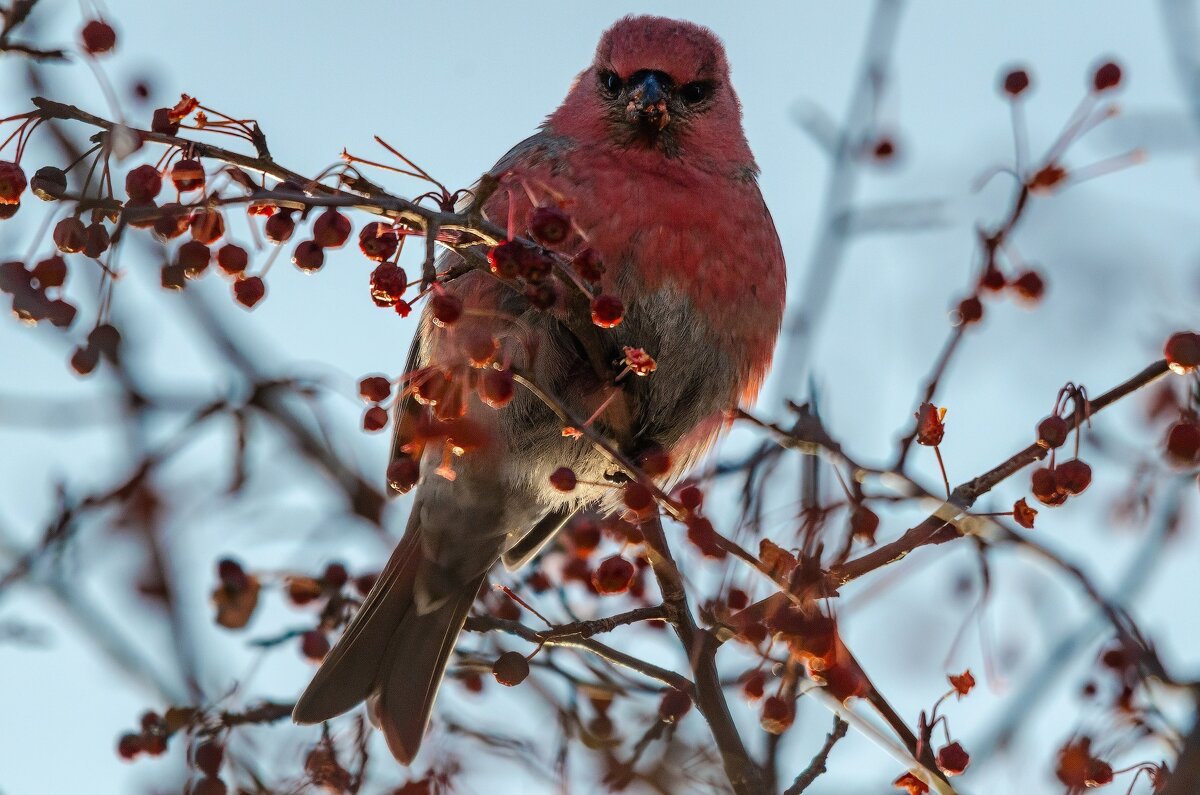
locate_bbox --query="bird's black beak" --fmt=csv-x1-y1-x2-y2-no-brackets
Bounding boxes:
626,72,670,131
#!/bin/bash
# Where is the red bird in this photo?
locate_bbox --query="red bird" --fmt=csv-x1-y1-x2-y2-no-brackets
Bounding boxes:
293,15,786,763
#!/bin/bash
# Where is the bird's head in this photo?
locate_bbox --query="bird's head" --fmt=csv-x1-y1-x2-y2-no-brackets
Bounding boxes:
549,16,754,169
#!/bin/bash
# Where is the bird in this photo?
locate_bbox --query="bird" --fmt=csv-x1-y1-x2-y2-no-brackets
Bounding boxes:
292,14,787,764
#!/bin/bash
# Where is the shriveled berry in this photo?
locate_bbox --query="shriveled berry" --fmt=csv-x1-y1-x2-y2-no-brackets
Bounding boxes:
492,651,529,686
190,209,225,244
170,159,205,192
194,740,224,777
956,296,983,324
32,256,67,288
479,368,515,408
264,211,295,244
0,162,26,205
742,670,766,700
592,555,635,594
1056,459,1092,495
1166,421,1200,466
152,203,190,241
431,291,463,326
1012,270,1045,302
1002,67,1031,97
125,164,162,202
937,742,970,776
177,241,210,277
30,166,67,201
369,263,407,306
216,244,248,275
53,217,86,253
850,505,879,542
233,276,265,308
1165,331,1200,374
81,19,117,54
591,294,624,328
300,630,330,662
292,240,324,272
386,457,420,493
359,375,392,403
657,689,692,722
1092,61,1122,92
549,467,577,491
1037,415,1070,448
312,209,351,248
529,205,571,246
1013,497,1038,529
760,696,794,734
286,577,323,605
83,223,110,258
363,406,388,432
358,222,398,261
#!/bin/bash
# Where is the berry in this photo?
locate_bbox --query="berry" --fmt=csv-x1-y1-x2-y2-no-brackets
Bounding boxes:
30,166,67,201
638,446,671,476
70,345,99,375
194,741,224,777
431,291,463,326
125,164,162,202
359,375,392,403
850,505,879,542
1037,416,1070,448
492,651,529,686
957,296,983,324
53,217,87,253
549,467,577,491
1002,67,1031,97
518,247,554,282
216,245,248,275
81,19,117,54
45,299,77,328
872,137,896,160
529,205,571,246
980,265,1006,291
358,222,398,261
622,482,654,512
591,555,635,594
363,406,388,432
32,256,67,289
1012,498,1038,529
192,777,228,795
177,241,211,277
117,733,144,760
487,241,522,278
1166,421,1200,466
462,331,497,367
171,159,205,192
573,248,605,283
657,689,692,722
161,264,186,290
217,558,247,590
568,517,602,556
1056,459,1092,495
323,563,348,589
937,742,970,776
0,202,18,220
83,223,110,258
760,696,794,734
89,324,121,361
0,161,27,204
151,108,179,135
479,368,515,408
286,577,323,605
153,203,191,241
292,240,324,272
312,209,351,248
591,294,624,328
233,276,265,308
1031,466,1066,506
190,209,225,244
742,671,766,700
369,263,407,306
1012,270,1045,302
386,457,420,493
300,630,330,662
1165,331,1200,374
676,484,703,511
523,281,557,310
264,211,295,244
1093,61,1122,92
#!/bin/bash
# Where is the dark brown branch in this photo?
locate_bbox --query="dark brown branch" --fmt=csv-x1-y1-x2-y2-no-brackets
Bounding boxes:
783,716,849,795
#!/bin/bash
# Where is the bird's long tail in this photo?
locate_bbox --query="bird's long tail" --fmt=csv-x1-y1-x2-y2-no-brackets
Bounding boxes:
292,518,485,764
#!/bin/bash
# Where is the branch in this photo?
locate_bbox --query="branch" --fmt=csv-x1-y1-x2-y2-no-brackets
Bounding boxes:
783,715,848,795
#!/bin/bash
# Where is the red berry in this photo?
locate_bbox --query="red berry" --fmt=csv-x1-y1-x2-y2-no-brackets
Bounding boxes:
192,777,228,795
292,240,324,272
742,671,766,700
529,205,571,246
32,255,67,288
591,294,624,328
386,457,420,493
850,505,879,542
117,733,144,760
1013,498,1038,529
358,375,392,403
676,484,703,511
592,555,635,594
517,247,554,283
300,630,330,662
1012,270,1045,302
217,558,247,590
362,406,388,432
369,263,407,306
549,467,577,491
573,248,605,283
979,266,1005,291
190,209,225,245
30,166,67,201
760,696,794,734
125,164,162,202
479,368,515,408
358,221,398,261
622,482,654,512
170,158,205,192
487,241,521,279
233,276,265,308
1166,421,1200,466
323,563,348,589
53,217,87,253
70,345,99,375
1093,61,1122,92
83,223,110,258
567,517,601,556
81,19,117,54
1056,459,1092,495
216,245,248,275
153,203,191,241
637,446,671,476
937,742,970,776
1165,331,1200,374
492,651,529,686
194,740,224,777
523,281,558,310
727,588,749,609
657,689,692,722
0,202,18,219
1037,416,1070,448
462,331,498,367
264,211,295,245
956,296,983,324
1031,466,1066,506
431,291,463,326
151,108,179,135
177,241,210,277
1002,67,1031,97
312,209,351,248
0,161,26,204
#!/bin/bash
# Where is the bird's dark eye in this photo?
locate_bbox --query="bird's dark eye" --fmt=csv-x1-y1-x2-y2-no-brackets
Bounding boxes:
680,81,713,105
599,70,622,96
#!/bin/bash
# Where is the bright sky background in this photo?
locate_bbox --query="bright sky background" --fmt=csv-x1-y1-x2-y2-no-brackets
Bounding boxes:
1,2,1198,794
